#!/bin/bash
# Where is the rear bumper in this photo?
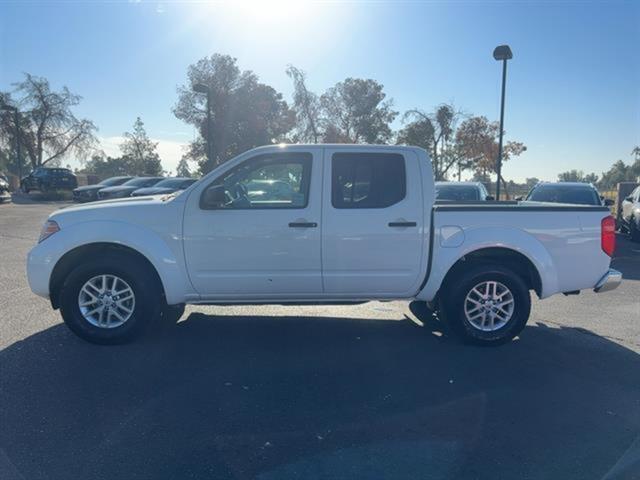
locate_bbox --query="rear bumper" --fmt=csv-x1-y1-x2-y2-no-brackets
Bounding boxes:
593,269,622,293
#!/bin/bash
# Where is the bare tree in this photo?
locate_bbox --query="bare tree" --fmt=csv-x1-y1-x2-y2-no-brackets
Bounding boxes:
286,66,321,143
2,74,97,170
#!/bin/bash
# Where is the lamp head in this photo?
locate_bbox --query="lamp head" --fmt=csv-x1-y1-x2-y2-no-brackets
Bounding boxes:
493,45,513,61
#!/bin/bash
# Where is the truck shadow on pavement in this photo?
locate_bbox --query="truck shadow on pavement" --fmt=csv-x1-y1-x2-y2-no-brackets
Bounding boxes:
1,315,639,480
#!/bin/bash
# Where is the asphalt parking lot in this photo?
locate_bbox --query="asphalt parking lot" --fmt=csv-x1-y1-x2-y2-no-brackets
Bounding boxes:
1,200,639,480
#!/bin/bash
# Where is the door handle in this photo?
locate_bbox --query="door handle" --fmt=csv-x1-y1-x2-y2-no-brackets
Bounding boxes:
289,222,318,228
388,221,417,227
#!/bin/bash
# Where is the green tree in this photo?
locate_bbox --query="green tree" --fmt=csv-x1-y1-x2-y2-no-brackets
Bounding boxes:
286,65,321,143
176,156,192,177
525,177,540,189
584,172,599,184
398,104,461,180
320,78,397,144
81,153,133,177
599,160,635,189
174,54,294,174
120,117,163,176
455,115,526,195
0,74,97,170
631,147,640,179
558,170,585,182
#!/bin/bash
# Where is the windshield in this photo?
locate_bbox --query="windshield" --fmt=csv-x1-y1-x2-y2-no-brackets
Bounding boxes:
435,185,480,201
122,177,163,187
99,176,131,186
527,185,600,205
153,178,195,189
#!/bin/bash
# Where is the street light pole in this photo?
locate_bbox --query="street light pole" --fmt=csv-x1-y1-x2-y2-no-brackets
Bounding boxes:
493,44,513,201
193,83,212,167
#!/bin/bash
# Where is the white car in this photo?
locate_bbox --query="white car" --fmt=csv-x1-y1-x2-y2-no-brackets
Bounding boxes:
26,144,621,346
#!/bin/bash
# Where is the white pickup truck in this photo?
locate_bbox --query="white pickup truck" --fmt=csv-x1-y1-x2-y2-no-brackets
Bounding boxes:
27,144,621,346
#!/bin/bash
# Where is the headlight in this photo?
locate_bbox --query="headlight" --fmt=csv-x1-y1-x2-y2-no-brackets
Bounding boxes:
39,220,60,243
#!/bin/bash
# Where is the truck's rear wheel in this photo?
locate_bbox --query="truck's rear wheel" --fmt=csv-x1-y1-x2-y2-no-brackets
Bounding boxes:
59,254,161,344
439,264,531,346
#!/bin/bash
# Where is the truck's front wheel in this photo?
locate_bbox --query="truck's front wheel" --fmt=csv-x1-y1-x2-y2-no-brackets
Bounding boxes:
59,254,161,344
439,264,531,346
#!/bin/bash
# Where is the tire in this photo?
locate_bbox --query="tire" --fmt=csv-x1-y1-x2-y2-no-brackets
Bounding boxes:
439,264,531,346
59,253,162,344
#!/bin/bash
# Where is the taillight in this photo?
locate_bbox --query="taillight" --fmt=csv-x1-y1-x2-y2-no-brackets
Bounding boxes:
601,216,615,257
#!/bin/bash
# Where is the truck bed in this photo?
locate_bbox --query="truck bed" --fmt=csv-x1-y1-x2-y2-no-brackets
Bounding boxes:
420,201,612,301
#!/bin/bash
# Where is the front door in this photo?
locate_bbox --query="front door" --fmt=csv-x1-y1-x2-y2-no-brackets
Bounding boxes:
183,149,322,299
321,148,426,297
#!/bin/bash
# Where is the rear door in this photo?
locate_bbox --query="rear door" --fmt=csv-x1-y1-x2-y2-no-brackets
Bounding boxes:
321,148,426,297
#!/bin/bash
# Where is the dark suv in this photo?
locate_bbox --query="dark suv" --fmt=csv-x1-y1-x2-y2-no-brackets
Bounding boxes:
21,167,78,193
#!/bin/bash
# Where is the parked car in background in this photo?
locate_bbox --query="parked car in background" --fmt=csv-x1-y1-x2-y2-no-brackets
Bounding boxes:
620,185,640,242
524,182,613,206
0,173,10,202
72,176,134,203
97,177,164,200
435,181,494,202
20,167,77,193
130,177,197,197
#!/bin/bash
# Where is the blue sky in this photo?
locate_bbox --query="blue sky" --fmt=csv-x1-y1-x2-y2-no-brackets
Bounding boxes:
1,0,638,181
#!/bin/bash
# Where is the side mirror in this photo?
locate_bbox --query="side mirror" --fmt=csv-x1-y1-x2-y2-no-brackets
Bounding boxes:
624,195,634,202
200,184,227,209
604,198,615,207
515,196,523,201
485,195,495,201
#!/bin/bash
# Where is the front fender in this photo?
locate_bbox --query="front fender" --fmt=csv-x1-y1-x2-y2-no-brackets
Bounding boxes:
417,226,559,301
27,220,194,305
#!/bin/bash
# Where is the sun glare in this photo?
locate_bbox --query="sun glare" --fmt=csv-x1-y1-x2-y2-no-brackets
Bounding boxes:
234,0,313,23
182,1,348,61
207,0,317,26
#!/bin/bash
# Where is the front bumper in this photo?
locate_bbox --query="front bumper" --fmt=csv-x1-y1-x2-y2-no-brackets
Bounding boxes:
593,269,622,293
26,244,54,299
73,191,97,202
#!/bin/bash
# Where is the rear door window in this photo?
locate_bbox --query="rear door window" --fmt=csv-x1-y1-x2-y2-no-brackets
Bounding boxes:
331,153,406,209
